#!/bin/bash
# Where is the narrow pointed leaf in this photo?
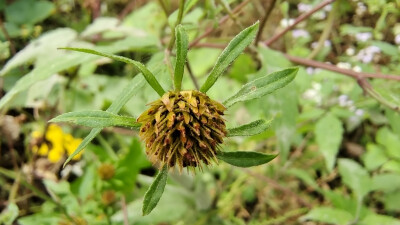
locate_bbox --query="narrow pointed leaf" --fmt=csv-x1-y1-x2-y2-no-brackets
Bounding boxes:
174,25,188,91
227,119,272,137
59,47,165,96
200,21,259,93
142,166,168,216
50,110,140,129
217,151,277,167
223,67,298,107
64,76,145,167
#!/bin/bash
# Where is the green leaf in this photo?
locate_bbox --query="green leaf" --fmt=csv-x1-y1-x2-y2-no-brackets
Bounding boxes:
223,67,298,107
174,25,188,91
371,173,400,193
315,113,343,171
338,159,371,201
217,151,277,167
64,75,145,167
300,207,353,225
5,0,54,25
142,166,168,216
0,203,19,225
227,119,272,137
360,213,400,225
59,47,165,96
200,21,259,93
50,110,141,129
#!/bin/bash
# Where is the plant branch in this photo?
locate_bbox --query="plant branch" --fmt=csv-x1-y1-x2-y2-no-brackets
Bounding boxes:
189,0,252,49
263,0,336,46
121,195,129,225
255,0,277,44
185,60,199,90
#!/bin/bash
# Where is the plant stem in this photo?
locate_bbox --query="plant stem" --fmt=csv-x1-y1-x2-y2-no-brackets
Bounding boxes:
185,60,200,90
121,195,129,225
263,0,336,46
167,0,185,51
307,1,337,59
255,0,277,44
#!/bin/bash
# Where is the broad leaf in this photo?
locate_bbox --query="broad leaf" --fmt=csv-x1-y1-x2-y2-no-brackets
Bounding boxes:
142,166,168,216
174,25,188,91
223,67,298,107
59,47,165,96
200,21,259,93
315,113,343,171
338,159,371,201
217,151,277,167
64,76,145,166
300,207,353,224
50,110,140,129
360,214,400,225
227,119,272,137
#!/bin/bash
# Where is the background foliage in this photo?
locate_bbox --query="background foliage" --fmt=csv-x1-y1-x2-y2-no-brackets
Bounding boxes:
1,0,400,224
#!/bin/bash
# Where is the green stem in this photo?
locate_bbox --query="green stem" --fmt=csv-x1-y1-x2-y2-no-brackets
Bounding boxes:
97,135,118,161
167,0,185,51
307,1,337,59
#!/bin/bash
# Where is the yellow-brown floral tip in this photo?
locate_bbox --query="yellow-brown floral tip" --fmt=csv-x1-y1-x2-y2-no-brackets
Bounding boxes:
137,90,227,171
98,163,115,180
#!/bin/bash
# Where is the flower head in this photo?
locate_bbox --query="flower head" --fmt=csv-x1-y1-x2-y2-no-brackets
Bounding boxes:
138,90,227,171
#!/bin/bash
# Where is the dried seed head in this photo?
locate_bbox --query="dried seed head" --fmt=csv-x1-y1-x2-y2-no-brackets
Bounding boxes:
137,90,227,171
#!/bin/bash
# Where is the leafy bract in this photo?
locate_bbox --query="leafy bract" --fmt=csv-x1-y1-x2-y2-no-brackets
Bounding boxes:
63,76,145,166
50,110,140,129
142,166,168,216
174,25,188,91
59,47,165,96
200,21,259,93
223,67,298,107
227,119,272,137
217,151,277,167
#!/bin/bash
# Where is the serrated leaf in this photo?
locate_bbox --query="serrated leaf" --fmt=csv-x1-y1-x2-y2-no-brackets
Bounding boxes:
59,47,165,96
200,21,259,93
315,113,343,171
223,67,298,107
142,166,168,216
227,119,272,137
174,25,188,91
50,110,140,129
64,76,145,166
338,159,371,201
300,207,353,224
217,151,277,167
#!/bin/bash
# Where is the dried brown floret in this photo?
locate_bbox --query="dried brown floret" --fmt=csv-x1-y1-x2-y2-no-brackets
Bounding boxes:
137,90,227,171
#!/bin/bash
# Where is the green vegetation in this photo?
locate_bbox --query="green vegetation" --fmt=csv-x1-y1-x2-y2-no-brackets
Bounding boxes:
1,0,400,224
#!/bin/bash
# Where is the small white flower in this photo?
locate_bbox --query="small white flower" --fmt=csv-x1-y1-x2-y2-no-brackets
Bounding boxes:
337,62,352,69
353,66,362,72
313,11,326,20
356,2,367,15
355,109,364,116
311,40,331,49
298,3,313,13
292,29,310,38
338,95,348,107
324,5,332,11
346,47,355,56
280,18,295,28
356,46,381,63
395,34,400,45
349,105,356,112
306,67,315,75
312,82,321,91
355,32,372,42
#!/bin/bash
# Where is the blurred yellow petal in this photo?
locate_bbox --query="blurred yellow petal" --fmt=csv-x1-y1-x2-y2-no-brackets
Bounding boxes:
48,150,63,163
37,144,49,156
31,131,42,139
46,124,64,143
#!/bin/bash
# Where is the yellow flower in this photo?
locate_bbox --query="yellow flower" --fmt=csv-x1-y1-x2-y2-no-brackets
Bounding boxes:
31,124,84,163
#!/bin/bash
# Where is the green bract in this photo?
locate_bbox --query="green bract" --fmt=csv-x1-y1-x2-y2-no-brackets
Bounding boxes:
50,21,298,215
